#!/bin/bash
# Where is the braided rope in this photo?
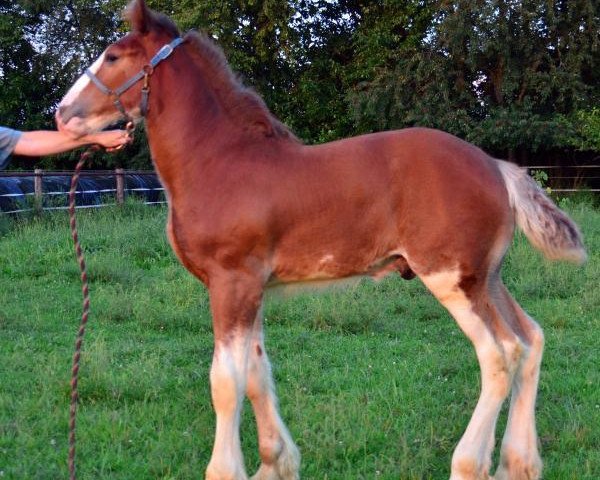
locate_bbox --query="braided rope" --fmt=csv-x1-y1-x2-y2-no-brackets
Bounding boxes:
67,145,100,480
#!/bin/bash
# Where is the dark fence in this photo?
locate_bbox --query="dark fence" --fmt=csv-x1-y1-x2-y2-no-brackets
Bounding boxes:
1,165,598,215
525,164,600,192
0,169,165,214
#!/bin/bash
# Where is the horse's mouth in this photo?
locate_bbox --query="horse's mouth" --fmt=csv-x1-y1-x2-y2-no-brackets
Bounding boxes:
56,108,123,138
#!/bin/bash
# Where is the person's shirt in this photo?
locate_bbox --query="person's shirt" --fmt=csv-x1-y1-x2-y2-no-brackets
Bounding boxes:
0,126,22,170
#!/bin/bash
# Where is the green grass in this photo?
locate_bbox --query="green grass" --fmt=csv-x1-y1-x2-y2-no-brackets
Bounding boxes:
0,200,598,479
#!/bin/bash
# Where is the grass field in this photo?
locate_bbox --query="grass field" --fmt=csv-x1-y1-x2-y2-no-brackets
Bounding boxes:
0,199,598,479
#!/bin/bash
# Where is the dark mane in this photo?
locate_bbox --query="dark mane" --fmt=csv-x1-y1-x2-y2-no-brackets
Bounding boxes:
183,31,299,142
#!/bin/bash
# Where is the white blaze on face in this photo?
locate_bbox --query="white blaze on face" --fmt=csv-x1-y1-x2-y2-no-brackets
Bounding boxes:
59,52,105,109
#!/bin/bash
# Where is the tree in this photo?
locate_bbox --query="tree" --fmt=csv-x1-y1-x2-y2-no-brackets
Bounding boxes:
1,0,127,169
2,0,598,170
349,0,600,162
0,1,56,130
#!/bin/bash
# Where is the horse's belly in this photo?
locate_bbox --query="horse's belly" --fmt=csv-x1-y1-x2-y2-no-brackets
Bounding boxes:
267,248,415,296
266,275,366,297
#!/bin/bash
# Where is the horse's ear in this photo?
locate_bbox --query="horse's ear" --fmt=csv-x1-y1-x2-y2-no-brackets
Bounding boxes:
125,0,150,34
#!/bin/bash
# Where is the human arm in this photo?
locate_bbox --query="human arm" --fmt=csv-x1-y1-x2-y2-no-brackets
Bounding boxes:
13,129,130,156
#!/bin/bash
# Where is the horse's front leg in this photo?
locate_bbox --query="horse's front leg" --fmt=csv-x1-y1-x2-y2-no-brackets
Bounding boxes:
246,306,300,480
205,271,264,480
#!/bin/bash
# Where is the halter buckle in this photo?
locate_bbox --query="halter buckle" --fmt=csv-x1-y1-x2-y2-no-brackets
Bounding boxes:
142,64,154,76
142,66,153,91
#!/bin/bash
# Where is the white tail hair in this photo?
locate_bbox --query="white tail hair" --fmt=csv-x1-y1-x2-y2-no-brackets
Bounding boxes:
497,160,586,264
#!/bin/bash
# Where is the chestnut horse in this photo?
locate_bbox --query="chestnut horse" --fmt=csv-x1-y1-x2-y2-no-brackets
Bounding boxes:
57,1,585,479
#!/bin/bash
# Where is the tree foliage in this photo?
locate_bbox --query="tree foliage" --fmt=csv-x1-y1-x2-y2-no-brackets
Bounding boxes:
351,0,599,160
1,0,598,169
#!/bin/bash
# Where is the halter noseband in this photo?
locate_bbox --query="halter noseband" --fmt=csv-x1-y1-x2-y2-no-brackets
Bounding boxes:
85,37,185,123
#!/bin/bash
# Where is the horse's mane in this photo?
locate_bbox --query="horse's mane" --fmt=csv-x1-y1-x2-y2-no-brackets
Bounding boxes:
182,31,299,142
123,3,298,142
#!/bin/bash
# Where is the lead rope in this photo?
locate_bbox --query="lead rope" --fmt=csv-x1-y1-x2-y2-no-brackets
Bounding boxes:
67,145,97,480
68,124,134,480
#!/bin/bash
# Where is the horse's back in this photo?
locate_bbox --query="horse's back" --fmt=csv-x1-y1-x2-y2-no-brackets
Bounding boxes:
307,127,504,194
303,126,512,239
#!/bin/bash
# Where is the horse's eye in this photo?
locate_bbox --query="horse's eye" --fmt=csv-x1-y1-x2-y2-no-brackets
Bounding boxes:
106,53,119,64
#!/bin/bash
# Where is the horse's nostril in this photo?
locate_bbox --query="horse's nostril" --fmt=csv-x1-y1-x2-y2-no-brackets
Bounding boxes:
58,105,68,121
59,104,84,124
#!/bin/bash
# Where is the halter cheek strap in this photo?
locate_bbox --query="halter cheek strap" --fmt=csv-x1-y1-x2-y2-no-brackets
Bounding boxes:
85,36,185,120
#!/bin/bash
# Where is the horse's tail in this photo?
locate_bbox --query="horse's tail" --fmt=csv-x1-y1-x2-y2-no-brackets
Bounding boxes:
496,159,586,264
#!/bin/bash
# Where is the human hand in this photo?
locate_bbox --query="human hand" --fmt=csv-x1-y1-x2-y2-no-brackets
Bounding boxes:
89,130,131,151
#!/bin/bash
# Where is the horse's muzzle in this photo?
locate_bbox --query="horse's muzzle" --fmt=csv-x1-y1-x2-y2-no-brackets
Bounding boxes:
55,109,90,138
58,103,88,125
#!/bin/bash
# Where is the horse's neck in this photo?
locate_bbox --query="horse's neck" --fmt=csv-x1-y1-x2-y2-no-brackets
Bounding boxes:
144,59,231,194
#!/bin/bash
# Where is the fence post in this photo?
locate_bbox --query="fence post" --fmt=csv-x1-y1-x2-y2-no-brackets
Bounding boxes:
34,168,43,212
115,168,125,205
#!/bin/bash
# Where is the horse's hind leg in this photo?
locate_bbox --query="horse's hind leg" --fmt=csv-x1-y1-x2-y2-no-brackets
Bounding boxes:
246,306,300,480
420,269,523,480
495,286,543,480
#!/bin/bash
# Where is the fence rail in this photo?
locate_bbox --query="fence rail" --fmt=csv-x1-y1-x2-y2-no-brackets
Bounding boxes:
525,165,600,192
1,165,599,215
0,169,166,214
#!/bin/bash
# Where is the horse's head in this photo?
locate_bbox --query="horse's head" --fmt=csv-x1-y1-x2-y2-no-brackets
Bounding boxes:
56,0,181,137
